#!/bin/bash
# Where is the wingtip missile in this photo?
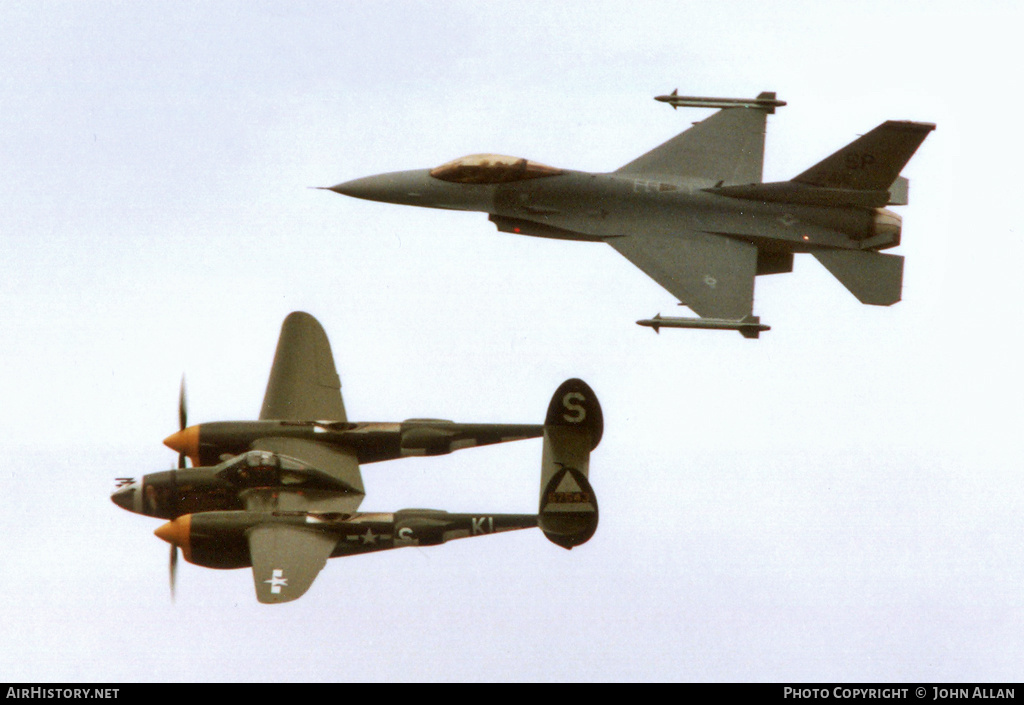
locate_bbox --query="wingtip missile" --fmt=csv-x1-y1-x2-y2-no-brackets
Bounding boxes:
636,314,770,339
654,90,786,113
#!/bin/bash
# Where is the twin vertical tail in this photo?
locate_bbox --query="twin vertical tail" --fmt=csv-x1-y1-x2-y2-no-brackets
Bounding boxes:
539,379,602,549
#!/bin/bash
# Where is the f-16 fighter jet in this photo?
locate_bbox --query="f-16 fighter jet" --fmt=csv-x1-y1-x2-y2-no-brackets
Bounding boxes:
325,92,933,337
112,312,601,603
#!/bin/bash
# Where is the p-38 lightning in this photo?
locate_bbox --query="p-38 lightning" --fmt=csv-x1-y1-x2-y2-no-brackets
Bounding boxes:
324,91,934,337
112,312,601,604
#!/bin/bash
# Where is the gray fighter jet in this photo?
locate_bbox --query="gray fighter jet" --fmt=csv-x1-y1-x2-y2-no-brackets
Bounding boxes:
112,312,601,603
325,92,934,337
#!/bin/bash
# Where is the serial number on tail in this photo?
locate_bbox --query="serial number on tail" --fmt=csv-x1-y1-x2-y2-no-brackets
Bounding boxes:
548,491,592,504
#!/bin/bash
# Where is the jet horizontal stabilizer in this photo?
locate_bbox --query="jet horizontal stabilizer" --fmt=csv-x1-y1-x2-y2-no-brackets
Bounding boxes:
655,89,786,113
811,250,904,306
636,313,770,339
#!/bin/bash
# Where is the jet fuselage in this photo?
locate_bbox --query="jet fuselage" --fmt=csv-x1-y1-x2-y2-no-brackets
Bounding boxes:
330,168,901,253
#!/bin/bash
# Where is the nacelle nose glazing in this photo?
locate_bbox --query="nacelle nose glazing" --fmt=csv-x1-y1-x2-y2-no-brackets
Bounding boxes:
111,480,143,514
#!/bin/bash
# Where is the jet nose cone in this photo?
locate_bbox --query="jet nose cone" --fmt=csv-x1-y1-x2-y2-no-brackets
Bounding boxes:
322,179,368,198
323,174,401,201
320,170,437,205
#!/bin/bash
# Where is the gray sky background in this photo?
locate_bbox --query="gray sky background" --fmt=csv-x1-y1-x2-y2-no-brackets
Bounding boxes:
1,0,1021,682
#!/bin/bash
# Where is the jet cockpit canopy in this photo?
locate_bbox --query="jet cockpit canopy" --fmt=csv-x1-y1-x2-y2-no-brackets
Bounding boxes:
429,154,563,184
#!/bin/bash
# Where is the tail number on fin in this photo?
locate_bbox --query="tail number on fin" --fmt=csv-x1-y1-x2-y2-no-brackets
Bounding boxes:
845,153,876,170
548,490,592,504
562,392,587,423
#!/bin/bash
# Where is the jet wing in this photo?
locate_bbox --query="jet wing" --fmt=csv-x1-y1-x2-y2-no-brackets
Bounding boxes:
260,311,347,422
608,232,757,319
615,108,767,185
248,522,338,604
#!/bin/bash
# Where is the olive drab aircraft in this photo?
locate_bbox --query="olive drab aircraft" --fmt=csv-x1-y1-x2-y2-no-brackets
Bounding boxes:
324,91,934,337
112,312,601,604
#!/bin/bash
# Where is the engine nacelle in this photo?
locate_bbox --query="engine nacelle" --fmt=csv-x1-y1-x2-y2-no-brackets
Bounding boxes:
155,511,257,570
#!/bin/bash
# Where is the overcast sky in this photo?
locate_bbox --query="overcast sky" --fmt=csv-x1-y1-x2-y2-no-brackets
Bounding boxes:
1,0,1021,683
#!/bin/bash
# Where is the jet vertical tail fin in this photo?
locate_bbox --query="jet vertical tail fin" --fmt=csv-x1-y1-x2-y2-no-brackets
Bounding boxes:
539,379,601,549
793,121,935,192
705,121,933,207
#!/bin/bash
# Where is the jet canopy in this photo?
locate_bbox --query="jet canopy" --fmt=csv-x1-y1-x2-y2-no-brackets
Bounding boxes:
429,154,563,184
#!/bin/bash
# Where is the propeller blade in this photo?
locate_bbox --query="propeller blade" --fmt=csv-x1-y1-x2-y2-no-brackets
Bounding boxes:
169,544,178,602
177,375,188,470
178,375,188,432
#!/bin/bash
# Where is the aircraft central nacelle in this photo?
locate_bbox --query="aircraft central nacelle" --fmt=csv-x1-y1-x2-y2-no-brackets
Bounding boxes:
111,451,359,520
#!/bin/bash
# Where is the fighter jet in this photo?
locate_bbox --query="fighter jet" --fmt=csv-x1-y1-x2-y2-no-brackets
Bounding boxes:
112,312,601,603
324,92,934,337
